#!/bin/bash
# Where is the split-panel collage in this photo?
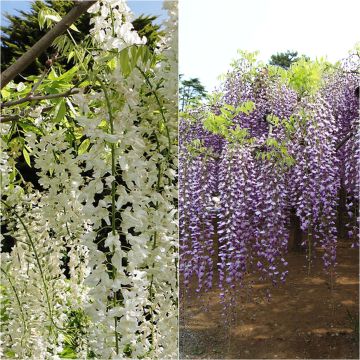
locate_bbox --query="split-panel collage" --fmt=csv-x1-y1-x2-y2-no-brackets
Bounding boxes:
0,0,359,359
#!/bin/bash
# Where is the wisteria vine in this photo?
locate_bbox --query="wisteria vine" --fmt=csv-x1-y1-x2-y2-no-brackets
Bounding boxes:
180,52,359,304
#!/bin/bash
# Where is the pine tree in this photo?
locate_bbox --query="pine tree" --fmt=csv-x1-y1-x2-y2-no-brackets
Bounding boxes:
269,50,310,69
179,76,207,111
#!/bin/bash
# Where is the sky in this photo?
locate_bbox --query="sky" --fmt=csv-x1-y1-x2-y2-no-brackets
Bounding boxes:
1,1,167,26
1,1,31,23
180,0,360,91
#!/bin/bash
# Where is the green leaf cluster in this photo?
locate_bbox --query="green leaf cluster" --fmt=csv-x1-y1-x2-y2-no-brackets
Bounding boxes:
38,7,79,32
203,101,255,143
278,58,333,96
256,137,295,168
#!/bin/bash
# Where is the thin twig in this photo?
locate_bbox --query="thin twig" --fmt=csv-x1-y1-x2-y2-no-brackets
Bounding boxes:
1,88,80,108
0,114,21,123
29,67,50,96
0,105,54,123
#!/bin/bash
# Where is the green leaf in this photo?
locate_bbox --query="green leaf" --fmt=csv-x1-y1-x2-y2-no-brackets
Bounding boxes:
267,114,280,127
5,350,16,358
18,121,44,136
119,48,131,76
48,68,58,80
45,14,62,23
58,346,77,359
9,136,24,149
131,45,143,67
266,138,278,147
9,167,16,183
78,138,90,155
1,88,10,99
238,100,256,115
223,104,235,112
23,148,31,167
57,66,79,82
220,108,231,118
107,57,117,71
98,119,109,131
55,100,67,122
69,24,79,32
140,46,152,65
38,10,46,30
73,127,83,140
67,51,75,63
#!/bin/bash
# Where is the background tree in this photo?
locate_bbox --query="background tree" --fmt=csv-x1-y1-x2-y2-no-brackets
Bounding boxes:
132,15,164,52
269,50,309,68
179,75,207,111
1,0,163,78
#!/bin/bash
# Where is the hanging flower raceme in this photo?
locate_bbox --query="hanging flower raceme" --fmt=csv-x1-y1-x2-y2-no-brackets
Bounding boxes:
321,60,359,246
179,114,220,296
88,0,147,50
289,95,340,271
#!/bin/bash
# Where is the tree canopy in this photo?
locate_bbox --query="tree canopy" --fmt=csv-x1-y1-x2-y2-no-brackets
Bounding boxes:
179,76,207,111
269,50,309,69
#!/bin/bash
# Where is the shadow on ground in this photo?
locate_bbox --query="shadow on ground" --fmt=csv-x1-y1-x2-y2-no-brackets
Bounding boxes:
180,242,359,359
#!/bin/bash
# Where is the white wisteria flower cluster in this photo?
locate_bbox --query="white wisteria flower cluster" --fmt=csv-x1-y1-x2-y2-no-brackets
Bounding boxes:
88,0,147,50
0,0,178,359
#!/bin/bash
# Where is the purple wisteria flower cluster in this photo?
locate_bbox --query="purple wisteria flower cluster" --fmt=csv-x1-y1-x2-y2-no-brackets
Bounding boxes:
179,55,359,302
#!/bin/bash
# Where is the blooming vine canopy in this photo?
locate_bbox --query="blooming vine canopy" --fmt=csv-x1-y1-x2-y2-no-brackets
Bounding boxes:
179,51,359,305
0,0,178,358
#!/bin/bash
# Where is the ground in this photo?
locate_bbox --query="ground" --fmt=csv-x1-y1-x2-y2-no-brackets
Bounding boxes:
180,242,359,359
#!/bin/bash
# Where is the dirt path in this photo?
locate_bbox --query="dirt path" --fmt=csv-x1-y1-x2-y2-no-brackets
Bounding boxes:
180,242,359,359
